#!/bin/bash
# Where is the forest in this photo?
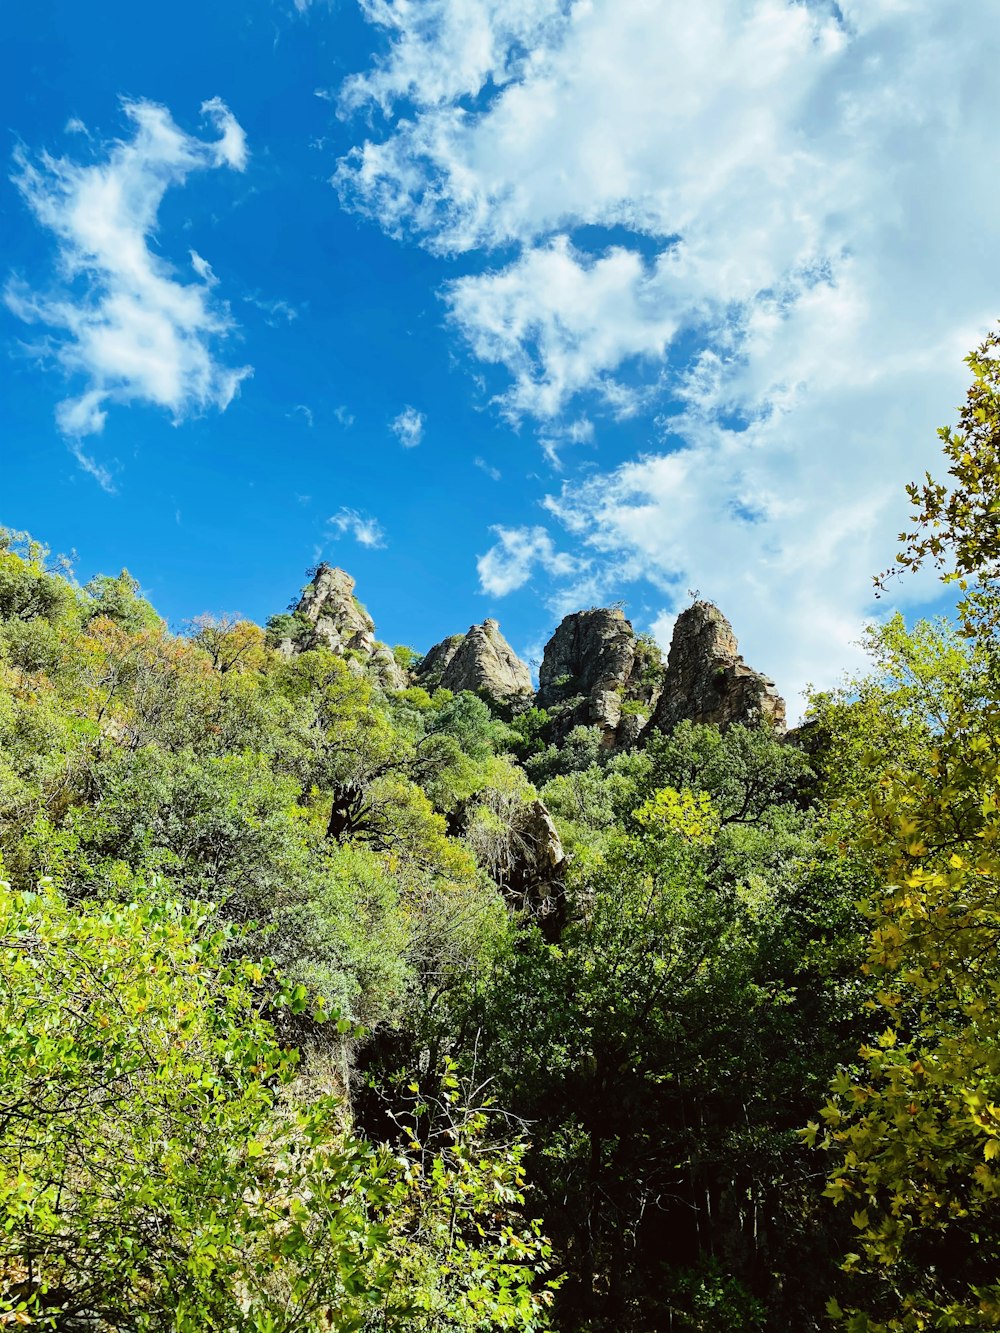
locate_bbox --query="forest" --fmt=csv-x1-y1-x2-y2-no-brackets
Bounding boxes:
3,334,1000,1332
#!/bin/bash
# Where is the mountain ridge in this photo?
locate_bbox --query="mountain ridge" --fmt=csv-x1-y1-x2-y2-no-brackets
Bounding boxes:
276,562,786,741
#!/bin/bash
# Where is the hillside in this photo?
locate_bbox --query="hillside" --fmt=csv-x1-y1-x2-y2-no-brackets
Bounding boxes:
4,341,1000,1332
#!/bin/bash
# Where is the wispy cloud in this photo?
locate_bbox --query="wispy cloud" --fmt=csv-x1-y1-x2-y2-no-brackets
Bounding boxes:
390,404,424,447
188,250,217,284
244,292,300,324
69,441,116,492
477,524,583,597
200,96,248,170
6,97,251,454
538,416,594,470
474,455,501,480
329,506,387,548
333,404,355,428
289,403,314,427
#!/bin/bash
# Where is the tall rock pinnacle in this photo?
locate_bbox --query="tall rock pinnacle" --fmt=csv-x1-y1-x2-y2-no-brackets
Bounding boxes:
646,601,785,735
536,607,664,745
417,619,533,708
282,564,408,690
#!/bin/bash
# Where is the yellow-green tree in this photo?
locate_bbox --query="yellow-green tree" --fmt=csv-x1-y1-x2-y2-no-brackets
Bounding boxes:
811,329,1000,1330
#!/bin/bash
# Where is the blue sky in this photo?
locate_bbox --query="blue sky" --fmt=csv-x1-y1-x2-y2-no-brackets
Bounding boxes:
2,0,998,713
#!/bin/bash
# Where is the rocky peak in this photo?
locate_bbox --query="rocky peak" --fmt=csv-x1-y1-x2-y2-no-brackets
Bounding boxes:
536,607,664,745
417,618,533,708
275,566,785,735
648,601,785,735
281,564,408,690
297,565,374,650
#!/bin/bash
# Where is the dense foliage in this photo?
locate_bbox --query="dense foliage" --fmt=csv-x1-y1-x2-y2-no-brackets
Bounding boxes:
5,334,1000,1329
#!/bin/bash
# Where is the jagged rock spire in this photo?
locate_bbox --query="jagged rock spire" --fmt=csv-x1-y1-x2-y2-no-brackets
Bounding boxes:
417,618,533,707
284,564,408,690
646,601,785,735
536,607,663,745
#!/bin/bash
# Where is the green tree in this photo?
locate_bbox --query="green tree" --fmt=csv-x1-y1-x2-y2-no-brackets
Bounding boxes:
411,726,864,1332
0,879,555,1331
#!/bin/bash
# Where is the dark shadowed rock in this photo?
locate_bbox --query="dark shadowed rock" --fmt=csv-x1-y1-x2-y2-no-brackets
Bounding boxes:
647,601,785,735
284,564,408,690
536,608,664,744
508,798,566,923
417,619,533,707
463,790,566,923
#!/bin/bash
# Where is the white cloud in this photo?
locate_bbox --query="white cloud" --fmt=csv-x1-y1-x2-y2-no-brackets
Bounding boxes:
338,0,568,117
447,238,678,419
189,250,217,284
244,292,300,323
7,98,251,450
338,0,1000,706
474,455,501,480
329,506,387,548
477,524,584,596
68,438,116,492
334,404,355,428
200,96,249,171
290,403,314,426
390,404,425,447
538,415,594,470
337,0,844,253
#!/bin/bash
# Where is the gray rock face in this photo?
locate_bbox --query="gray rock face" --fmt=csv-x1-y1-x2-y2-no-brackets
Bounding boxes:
648,602,785,735
417,619,532,707
287,564,408,690
536,608,664,744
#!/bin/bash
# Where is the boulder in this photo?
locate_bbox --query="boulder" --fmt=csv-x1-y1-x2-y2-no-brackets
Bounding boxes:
463,791,566,921
507,798,566,922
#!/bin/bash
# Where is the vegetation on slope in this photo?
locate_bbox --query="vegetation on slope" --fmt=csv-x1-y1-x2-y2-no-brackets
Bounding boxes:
5,333,1000,1329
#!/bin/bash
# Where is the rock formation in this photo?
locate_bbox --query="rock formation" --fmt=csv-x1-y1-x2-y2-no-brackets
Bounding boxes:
417,619,533,708
646,601,785,735
535,607,664,745
462,789,566,924
275,566,784,738
281,564,408,690
507,798,566,921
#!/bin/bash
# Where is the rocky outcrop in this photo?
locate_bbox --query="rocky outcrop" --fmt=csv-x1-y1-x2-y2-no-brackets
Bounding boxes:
277,566,784,736
535,608,664,745
417,619,533,708
283,564,408,690
647,601,785,735
463,790,566,923
508,798,566,922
